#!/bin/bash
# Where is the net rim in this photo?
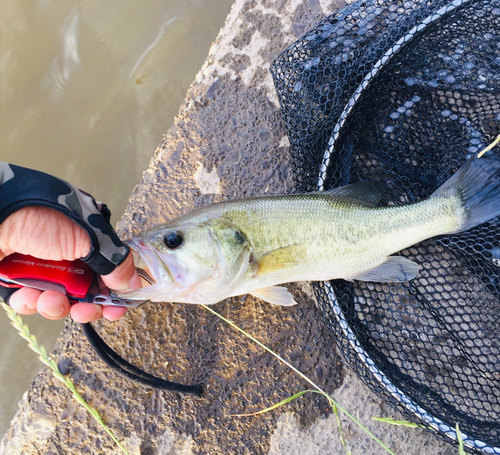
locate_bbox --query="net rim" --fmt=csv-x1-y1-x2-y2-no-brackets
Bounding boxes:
322,281,500,453
317,0,500,452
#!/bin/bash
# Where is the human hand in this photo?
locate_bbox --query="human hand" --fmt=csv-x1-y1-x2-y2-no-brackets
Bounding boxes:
0,206,141,322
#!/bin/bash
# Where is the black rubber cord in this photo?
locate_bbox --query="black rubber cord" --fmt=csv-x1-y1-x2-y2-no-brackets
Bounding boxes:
80,322,203,395
1,288,202,395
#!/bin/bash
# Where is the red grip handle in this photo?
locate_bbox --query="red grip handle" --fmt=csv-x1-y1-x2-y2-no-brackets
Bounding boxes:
0,253,94,299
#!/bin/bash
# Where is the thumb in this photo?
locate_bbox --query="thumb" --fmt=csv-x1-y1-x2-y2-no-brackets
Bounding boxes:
100,252,141,291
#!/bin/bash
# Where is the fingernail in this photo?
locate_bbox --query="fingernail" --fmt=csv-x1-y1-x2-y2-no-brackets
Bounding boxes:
44,305,66,318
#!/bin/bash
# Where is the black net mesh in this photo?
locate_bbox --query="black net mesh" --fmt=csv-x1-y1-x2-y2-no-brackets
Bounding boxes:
271,0,500,453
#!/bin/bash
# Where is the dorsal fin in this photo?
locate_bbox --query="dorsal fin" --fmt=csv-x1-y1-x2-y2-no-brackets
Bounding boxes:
323,181,388,206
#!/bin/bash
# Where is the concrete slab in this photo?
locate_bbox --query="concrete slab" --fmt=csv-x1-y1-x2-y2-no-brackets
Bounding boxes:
1,1,458,454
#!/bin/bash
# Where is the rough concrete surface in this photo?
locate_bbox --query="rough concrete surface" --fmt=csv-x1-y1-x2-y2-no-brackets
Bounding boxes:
2,1,458,454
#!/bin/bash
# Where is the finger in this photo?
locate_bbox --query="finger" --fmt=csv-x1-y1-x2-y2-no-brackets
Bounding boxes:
70,302,103,323
9,287,42,314
0,207,91,261
101,253,141,291
37,290,71,320
102,306,128,321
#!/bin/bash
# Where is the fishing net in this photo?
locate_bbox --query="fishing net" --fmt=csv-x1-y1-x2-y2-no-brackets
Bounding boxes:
271,0,500,453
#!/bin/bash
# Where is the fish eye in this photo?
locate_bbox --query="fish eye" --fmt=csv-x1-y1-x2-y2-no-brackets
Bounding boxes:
163,230,184,249
234,230,245,245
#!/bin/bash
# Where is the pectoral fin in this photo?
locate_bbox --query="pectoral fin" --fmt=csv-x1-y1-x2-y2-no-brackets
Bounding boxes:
253,244,306,276
350,256,420,282
250,286,297,306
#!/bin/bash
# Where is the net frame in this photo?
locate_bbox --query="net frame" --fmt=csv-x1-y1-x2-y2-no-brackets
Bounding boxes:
271,0,500,453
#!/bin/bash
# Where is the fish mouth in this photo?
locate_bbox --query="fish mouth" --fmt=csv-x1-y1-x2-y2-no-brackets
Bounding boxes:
134,259,156,286
126,239,182,291
127,240,162,289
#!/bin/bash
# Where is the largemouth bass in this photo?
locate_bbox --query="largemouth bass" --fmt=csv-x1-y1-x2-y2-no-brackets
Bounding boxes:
120,151,500,306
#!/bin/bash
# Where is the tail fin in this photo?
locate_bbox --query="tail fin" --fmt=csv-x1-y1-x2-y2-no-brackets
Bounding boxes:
431,150,500,232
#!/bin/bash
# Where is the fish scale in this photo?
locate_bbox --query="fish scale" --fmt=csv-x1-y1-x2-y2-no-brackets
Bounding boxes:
220,194,461,296
118,149,500,306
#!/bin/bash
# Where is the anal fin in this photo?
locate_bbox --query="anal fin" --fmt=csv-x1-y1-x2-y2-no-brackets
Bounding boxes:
350,256,420,282
250,286,297,306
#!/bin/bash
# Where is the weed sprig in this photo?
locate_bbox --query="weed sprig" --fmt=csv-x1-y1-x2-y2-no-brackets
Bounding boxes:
1,302,130,455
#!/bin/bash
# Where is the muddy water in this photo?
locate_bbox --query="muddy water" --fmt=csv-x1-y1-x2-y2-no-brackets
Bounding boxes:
0,0,233,436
